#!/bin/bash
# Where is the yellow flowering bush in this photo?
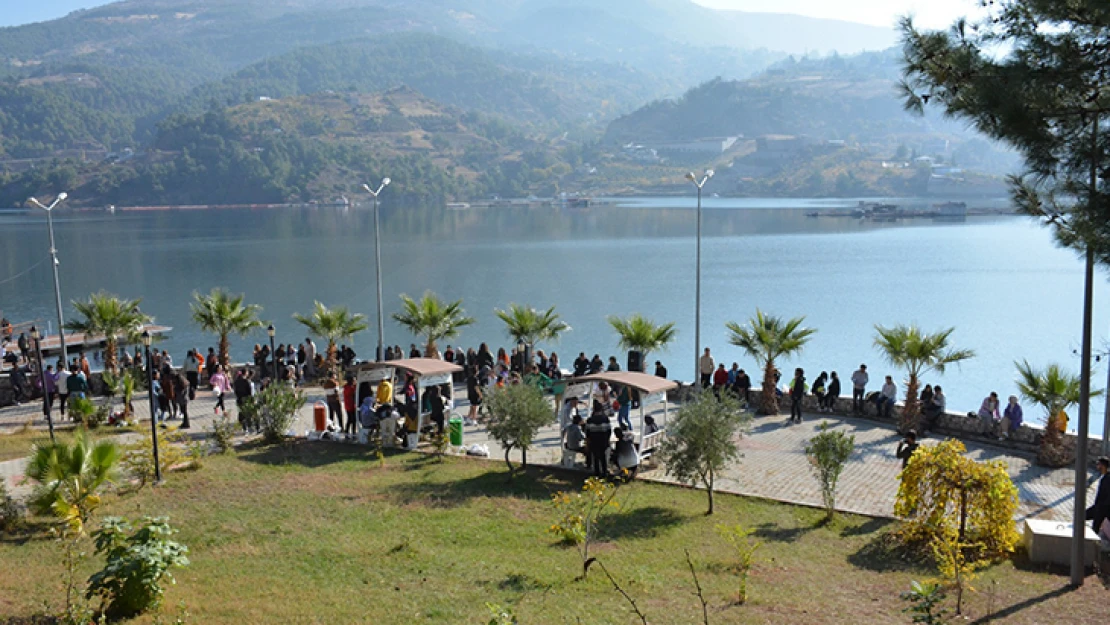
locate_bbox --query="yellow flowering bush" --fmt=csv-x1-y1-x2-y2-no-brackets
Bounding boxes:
547,478,621,579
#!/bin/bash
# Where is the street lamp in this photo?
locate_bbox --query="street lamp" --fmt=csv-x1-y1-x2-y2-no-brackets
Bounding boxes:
685,170,714,385
142,330,162,484
517,338,527,374
268,324,277,382
30,326,54,442
361,177,391,362
28,192,69,364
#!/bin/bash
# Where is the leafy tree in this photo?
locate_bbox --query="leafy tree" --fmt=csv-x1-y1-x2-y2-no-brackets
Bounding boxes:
804,422,855,521
484,383,555,475
1014,360,1100,467
873,324,974,432
86,516,190,619
726,310,816,415
659,390,750,514
254,382,308,444
894,439,1019,562
607,313,677,372
65,292,151,374
24,429,122,535
190,288,264,368
101,368,139,422
392,291,476,357
294,301,368,377
495,303,570,365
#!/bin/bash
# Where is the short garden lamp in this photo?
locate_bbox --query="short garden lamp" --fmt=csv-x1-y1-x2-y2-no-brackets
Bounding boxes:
142,330,162,483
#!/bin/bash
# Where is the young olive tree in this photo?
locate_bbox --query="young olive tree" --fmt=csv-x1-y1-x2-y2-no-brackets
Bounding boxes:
485,383,555,475
804,422,855,521
659,390,750,514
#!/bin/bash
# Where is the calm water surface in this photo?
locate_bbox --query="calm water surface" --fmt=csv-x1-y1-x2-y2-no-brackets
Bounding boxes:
1,198,1107,434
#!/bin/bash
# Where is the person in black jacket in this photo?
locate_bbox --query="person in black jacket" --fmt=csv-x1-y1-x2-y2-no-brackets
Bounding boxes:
825,371,841,412
1086,456,1110,534
574,353,589,377
585,401,613,478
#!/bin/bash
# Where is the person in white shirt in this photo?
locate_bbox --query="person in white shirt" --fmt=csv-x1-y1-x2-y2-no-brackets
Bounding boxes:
56,365,71,418
851,364,869,414
880,375,898,419
699,347,714,389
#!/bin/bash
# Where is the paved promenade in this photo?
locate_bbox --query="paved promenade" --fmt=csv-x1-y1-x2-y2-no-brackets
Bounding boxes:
0,387,1098,523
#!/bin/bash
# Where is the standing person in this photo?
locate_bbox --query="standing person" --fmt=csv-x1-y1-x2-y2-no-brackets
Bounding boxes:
654,360,668,379
1086,457,1110,534
151,371,167,424
42,364,57,421
343,376,358,436
896,431,919,469
17,332,29,363
880,375,898,419
174,371,191,429
384,345,395,361
296,342,307,381
789,368,806,424
162,361,178,420
812,372,827,412
409,344,420,359
323,374,343,431
205,348,217,379
548,353,561,379
728,362,740,388
304,338,317,380
712,363,729,398
465,365,482,425
66,364,89,402
699,347,714,389
607,356,621,372
56,364,70,418
826,371,841,412
233,369,253,431
79,352,91,378
478,343,495,370
275,344,287,370
1000,395,1023,440
615,385,632,431
585,402,613,478
209,364,230,415
184,349,200,400
428,386,446,436
851,364,869,414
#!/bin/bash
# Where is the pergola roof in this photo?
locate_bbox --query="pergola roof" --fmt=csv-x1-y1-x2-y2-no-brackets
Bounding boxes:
572,372,677,395
355,358,462,377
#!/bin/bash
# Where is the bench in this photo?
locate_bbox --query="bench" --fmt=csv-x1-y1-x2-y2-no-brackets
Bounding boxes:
639,430,665,461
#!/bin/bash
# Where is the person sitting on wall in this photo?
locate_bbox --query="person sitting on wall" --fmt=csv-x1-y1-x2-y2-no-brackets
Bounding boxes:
564,414,589,466
921,385,946,432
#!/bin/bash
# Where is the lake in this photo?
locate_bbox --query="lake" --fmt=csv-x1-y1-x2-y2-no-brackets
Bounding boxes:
1,197,1108,434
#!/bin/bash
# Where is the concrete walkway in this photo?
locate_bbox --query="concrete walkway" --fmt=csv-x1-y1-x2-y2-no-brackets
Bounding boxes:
0,387,1098,522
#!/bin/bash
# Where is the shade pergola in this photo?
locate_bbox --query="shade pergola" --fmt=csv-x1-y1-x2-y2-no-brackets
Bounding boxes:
563,372,678,443
351,358,463,434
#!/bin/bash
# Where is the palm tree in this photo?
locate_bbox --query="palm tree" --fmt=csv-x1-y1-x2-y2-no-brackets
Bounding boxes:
392,291,476,358
190,288,264,368
494,303,570,365
65,292,150,373
25,428,121,535
873,324,974,432
1015,360,1098,466
607,313,677,371
726,310,816,415
294,301,369,376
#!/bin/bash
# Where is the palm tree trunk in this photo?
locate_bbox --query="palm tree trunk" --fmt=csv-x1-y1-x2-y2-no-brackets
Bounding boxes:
104,338,118,374
327,341,338,377
425,338,438,358
760,359,779,415
901,374,920,433
219,333,231,369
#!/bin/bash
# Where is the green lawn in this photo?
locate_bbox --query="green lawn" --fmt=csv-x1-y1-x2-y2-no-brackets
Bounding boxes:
0,425,136,462
0,441,1103,624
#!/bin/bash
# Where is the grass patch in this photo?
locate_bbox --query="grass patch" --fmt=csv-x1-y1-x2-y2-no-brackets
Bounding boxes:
0,425,135,462
0,439,1103,623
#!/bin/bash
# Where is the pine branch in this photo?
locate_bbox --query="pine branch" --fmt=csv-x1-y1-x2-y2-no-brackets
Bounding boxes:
594,559,648,625
685,549,710,625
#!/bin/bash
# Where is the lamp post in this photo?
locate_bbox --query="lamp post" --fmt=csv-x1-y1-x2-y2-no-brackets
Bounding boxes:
684,170,714,385
268,324,277,382
142,331,162,484
361,178,391,362
30,326,55,442
28,193,69,364
517,338,527,375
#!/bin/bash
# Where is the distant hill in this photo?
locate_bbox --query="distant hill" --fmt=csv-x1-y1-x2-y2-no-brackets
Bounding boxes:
0,89,574,207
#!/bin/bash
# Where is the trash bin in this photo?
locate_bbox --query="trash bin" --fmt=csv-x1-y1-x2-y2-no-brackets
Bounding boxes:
381,416,397,448
449,416,463,446
313,401,327,431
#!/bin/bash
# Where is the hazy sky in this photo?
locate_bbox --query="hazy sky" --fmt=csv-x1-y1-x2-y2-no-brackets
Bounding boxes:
692,0,981,30
3,0,978,29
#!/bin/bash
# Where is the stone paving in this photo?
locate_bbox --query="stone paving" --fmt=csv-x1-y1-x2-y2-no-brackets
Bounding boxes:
0,386,1099,523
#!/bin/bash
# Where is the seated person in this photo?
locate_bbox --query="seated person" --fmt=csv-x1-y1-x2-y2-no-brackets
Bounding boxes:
643,415,660,435
359,396,379,429
611,427,641,478
564,415,588,458
921,386,946,431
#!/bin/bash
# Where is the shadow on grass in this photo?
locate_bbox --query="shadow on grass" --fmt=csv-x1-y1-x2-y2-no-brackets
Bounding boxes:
751,519,821,543
599,505,687,541
389,463,580,509
496,572,552,593
0,520,55,545
839,516,890,538
236,438,400,468
968,584,1076,624
846,531,930,573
